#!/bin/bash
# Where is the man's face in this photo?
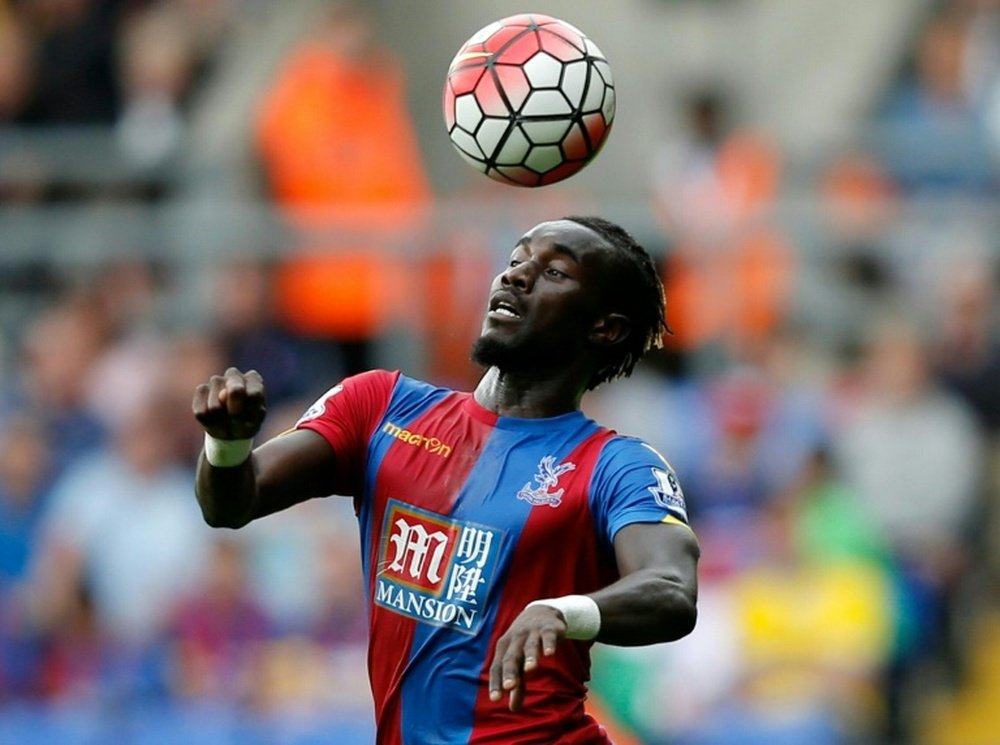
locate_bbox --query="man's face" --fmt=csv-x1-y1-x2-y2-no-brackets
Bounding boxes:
472,220,612,373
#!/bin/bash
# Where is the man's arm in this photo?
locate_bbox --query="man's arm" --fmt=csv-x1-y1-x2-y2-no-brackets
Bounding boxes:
591,521,699,644
489,521,699,711
193,368,339,529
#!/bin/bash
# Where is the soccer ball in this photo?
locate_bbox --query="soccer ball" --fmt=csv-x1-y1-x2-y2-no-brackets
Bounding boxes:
443,14,615,187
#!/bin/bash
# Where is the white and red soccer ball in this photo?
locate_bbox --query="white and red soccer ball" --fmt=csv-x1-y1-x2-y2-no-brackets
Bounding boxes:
443,14,615,187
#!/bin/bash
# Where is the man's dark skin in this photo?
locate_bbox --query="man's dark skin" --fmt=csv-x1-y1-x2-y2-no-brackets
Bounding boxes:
193,219,700,713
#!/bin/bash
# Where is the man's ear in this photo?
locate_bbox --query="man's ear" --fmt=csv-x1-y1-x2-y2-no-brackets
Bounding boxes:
590,313,631,347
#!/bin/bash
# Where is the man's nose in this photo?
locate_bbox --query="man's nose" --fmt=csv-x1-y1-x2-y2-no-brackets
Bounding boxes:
500,261,534,290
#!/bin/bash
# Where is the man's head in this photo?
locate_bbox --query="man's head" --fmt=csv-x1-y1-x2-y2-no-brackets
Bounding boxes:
472,216,666,390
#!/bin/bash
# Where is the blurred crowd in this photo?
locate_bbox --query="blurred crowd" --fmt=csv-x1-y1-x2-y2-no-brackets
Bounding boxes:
0,0,250,202
609,5,1000,743
0,0,239,126
1,1,1000,745
0,257,374,739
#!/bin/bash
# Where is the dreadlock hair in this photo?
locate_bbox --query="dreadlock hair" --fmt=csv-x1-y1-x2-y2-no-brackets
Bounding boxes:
563,215,667,390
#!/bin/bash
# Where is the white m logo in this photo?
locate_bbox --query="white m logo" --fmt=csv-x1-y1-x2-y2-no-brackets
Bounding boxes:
387,518,450,584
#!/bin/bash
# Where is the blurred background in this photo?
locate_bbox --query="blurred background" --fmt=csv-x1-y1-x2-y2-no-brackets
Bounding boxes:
1,0,999,743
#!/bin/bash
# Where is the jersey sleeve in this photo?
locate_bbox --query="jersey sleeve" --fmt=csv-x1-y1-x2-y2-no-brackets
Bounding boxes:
294,369,399,497
589,435,691,545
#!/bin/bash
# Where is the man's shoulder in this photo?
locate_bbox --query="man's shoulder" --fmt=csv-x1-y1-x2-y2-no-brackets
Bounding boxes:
307,371,461,419
350,368,401,387
595,433,678,472
388,371,465,400
324,369,403,402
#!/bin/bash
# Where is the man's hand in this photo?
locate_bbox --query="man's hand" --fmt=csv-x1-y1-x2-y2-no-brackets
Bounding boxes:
193,367,267,440
192,368,334,528
488,604,567,712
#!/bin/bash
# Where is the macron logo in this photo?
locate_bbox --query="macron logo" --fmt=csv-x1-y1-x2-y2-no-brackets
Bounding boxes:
382,422,453,458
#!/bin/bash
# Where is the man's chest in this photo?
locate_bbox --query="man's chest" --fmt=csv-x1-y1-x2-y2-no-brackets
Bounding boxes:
364,417,608,633
368,417,598,535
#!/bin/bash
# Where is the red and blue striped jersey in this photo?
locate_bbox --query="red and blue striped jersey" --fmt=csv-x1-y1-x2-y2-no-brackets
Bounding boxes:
296,370,689,745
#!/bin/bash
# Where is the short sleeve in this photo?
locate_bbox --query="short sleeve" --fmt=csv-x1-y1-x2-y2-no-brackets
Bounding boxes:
589,435,690,545
295,369,399,496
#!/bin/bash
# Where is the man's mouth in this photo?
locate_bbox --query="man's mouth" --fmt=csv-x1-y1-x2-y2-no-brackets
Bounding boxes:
488,295,522,320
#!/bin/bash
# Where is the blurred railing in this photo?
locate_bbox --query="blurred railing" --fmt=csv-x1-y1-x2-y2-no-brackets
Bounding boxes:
0,127,180,193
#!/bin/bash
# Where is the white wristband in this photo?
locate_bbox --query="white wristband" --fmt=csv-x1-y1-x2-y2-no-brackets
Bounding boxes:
526,594,601,641
203,433,253,468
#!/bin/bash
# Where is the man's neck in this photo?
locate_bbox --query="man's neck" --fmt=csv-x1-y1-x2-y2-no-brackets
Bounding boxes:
472,367,586,419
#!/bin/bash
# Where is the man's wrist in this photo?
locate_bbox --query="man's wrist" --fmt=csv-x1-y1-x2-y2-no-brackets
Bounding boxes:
203,433,253,468
526,594,601,640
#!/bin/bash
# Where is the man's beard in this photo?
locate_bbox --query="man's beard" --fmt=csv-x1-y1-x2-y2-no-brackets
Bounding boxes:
471,334,521,371
470,331,571,375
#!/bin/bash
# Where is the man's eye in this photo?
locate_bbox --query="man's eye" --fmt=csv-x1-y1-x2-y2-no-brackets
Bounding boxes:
546,268,567,278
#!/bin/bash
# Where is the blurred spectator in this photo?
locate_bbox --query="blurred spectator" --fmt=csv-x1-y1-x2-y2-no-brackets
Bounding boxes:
238,497,360,635
13,265,180,460
955,0,1000,160
833,313,984,742
585,351,711,485
819,152,898,245
876,8,997,193
5,0,233,129
34,581,114,702
689,351,825,568
687,367,775,525
245,523,371,716
255,3,428,223
795,152,899,354
0,0,242,204
652,89,795,355
171,0,236,63
652,89,781,245
9,296,109,472
956,0,1000,98
27,392,213,645
0,16,36,124
715,514,892,745
783,448,892,568
242,512,369,717
306,527,367,650
651,89,731,243
930,253,1000,435
15,0,125,125
77,259,170,428
166,538,271,704
115,2,195,168
84,335,168,435
0,414,53,588
835,315,983,565
0,414,53,700
256,3,429,375
209,259,319,407
89,258,164,333
157,331,229,463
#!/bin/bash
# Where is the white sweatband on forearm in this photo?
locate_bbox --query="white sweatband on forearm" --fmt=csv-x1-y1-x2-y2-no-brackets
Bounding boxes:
526,594,601,640
203,433,253,468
